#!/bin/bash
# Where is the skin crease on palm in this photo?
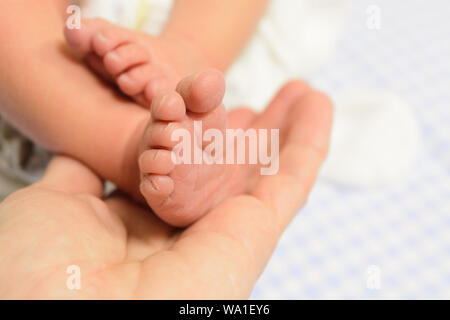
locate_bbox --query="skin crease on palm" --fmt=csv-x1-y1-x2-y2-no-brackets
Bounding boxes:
0,81,332,299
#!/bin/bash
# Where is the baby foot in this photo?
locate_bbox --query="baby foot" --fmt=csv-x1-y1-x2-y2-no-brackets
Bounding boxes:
138,69,243,227
64,18,205,107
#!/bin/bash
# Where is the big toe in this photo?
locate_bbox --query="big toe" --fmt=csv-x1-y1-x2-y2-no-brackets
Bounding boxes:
64,18,133,58
176,69,225,114
64,18,110,55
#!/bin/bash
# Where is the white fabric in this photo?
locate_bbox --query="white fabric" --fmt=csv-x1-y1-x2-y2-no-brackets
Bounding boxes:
321,91,421,187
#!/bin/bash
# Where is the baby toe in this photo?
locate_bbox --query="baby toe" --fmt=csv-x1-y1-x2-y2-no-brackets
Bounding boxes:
145,121,186,150
92,27,131,57
139,149,175,175
104,43,149,76
140,175,174,200
64,18,111,55
151,92,186,122
144,77,172,103
117,64,153,96
176,69,225,114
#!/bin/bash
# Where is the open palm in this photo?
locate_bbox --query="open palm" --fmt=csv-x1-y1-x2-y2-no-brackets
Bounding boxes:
0,82,332,299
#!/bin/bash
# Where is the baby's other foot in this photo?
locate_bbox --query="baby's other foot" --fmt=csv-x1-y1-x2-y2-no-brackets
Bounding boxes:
139,69,242,227
64,18,205,107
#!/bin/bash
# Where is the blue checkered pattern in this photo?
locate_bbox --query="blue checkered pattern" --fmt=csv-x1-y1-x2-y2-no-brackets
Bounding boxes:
251,0,450,299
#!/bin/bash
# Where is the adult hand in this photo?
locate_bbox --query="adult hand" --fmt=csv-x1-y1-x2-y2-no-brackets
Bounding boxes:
0,82,332,299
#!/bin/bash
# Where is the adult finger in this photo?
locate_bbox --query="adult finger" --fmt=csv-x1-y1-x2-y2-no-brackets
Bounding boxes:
38,155,104,197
